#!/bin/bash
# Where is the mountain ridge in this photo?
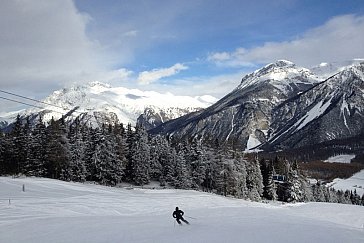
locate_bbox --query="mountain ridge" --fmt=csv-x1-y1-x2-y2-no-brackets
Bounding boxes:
0,81,217,129
151,59,364,157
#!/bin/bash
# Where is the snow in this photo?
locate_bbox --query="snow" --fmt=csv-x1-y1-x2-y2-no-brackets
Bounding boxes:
294,97,333,132
238,60,318,93
225,108,235,141
0,82,218,127
0,177,363,243
245,133,262,151
325,154,356,163
340,98,350,129
327,169,364,195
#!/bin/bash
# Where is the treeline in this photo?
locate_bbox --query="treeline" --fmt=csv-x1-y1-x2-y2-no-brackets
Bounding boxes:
262,134,364,165
0,115,363,206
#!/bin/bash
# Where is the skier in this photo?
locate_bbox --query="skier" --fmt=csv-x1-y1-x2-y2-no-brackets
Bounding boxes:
172,207,189,225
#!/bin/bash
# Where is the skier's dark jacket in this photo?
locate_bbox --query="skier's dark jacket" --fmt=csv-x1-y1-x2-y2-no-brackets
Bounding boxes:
172,208,184,219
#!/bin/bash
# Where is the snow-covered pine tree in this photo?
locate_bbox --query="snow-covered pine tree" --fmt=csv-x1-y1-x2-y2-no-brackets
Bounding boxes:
58,118,72,181
201,156,214,192
131,125,150,186
149,135,167,182
124,123,134,182
10,114,27,174
67,118,88,182
299,177,314,202
220,159,247,198
162,146,177,186
284,162,303,203
312,182,326,202
21,117,33,174
327,188,339,203
113,123,128,179
44,117,71,179
351,190,361,205
27,116,47,176
233,158,248,198
92,127,124,186
0,132,12,174
189,138,207,190
211,155,226,196
0,131,5,174
83,124,98,181
246,159,263,201
260,159,277,201
173,149,191,189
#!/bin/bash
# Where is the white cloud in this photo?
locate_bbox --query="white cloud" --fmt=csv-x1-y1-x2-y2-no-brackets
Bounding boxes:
140,72,244,99
207,15,364,67
207,52,231,62
0,0,106,90
137,63,188,85
123,30,139,37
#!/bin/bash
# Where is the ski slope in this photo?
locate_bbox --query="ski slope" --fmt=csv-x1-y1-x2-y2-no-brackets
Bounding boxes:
327,169,364,195
0,177,363,243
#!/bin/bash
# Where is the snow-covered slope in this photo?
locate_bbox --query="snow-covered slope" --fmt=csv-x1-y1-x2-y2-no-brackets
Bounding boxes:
1,81,217,128
0,177,363,243
327,169,364,195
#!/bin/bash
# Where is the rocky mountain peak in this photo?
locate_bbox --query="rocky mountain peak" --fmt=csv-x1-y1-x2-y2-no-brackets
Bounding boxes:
151,59,364,156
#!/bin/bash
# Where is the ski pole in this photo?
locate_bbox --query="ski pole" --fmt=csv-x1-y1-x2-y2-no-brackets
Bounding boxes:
185,216,197,220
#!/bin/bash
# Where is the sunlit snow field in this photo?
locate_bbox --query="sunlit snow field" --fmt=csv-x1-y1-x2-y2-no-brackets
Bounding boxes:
0,177,363,243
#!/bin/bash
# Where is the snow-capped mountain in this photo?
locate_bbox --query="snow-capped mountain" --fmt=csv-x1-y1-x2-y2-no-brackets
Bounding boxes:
151,60,364,153
1,81,217,128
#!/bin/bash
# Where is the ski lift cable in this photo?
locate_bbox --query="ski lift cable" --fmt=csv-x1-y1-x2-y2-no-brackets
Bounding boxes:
0,89,81,112
0,96,45,110
0,95,76,116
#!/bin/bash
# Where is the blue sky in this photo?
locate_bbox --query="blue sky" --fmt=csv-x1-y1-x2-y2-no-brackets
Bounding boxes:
1,0,364,112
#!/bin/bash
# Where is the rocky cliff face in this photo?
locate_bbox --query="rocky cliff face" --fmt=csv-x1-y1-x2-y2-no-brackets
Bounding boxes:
265,63,364,150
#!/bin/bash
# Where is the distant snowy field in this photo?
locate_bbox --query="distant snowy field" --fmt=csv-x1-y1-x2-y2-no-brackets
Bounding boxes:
324,154,364,195
1,177,363,243
327,170,364,195
324,154,356,163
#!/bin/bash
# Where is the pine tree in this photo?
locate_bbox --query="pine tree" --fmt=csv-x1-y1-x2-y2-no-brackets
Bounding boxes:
27,116,47,176
68,118,88,182
173,149,191,189
92,128,124,186
312,182,326,202
261,159,277,201
113,123,128,179
233,158,248,198
246,159,263,201
0,131,5,174
189,138,207,189
44,117,71,179
149,135,166,181
284,162,303,203
130,125,150,186
10,114,27,174
83,125,98,181
124,123,134,182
